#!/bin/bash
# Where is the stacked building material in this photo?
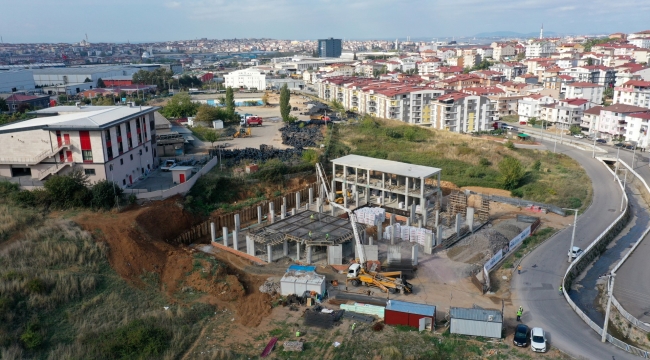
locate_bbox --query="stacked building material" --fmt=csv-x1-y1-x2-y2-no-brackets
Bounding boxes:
283,341,304,352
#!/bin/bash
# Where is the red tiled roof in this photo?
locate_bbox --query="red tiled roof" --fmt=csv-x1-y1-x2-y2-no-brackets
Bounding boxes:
437,92,468,101
628,112,650,120
6,94,46,101
622,80,650,87
584,106,604,115
602,104,649,113
558,75,574,80
564,98,589,106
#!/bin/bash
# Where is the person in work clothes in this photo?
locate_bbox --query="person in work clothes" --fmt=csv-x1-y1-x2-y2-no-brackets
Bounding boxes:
516,307,523,321
517,265,522,274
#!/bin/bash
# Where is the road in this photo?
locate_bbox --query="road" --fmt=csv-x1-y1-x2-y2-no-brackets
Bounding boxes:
511,138,639,359
510,124,650,326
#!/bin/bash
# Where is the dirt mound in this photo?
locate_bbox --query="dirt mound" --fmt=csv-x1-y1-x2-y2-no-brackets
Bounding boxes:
135,196,199,242
237,291,273,327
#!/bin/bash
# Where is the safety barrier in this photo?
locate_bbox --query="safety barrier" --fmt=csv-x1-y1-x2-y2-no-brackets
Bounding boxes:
561,159,650,357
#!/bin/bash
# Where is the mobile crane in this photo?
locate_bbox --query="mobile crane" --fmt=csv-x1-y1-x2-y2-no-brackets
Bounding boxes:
315,163,412,294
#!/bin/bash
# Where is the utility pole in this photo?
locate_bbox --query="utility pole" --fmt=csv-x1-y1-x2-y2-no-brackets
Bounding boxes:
592,136,597,158
601,274,616,342
632,145,637,168
620,169,628,212
614,147,620,178
563,208,579,263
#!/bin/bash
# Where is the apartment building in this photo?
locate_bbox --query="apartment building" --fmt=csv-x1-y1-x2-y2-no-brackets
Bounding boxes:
525,41,557,58
488,95,525,119
0,105,158,187
517,95,556,123
489,62,527,81
613,80,650,108
559,66,616,87
624,112,650,147
491,43,516,61
596,104,649,140
564,82,604,104
628,30,650,49
224,68,267,90
539,99,592,129
430,92,496,132
581,105,604,135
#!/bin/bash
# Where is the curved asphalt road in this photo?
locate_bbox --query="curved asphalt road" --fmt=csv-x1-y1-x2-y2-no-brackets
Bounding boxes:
511,139,637,359
514,125,650,327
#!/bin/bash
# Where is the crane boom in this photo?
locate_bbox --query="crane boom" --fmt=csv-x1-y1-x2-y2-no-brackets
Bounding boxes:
315,163,367,268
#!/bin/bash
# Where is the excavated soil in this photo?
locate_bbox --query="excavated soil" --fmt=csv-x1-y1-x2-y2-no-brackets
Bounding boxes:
73,197,275,327
448,220,523,265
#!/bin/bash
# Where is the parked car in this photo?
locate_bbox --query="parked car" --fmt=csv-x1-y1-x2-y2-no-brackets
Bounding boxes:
568,246,583,259
614,142,625,147
513,324,529,347
596,139,607,143
625,144,636,150
530,327,547,352
573,133,585,139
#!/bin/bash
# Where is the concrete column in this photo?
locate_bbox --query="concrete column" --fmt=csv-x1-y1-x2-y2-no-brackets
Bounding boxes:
283,196,287,208
422,198,428,226
306,246,312,264
355,191,359,208
437,225,443,246
418,218,422,228
281,204,286,220
222,226,228,246
390,227,395,245
412,244,419,266
381,173,386,205
455,213,462,235
234,214,240,231
377,221,383,241
269,202,275,224
466,207,475,232
283,240,288,256
369,236,374,246
210,222,216,242
296,242,301,261
257,206,262,224
233,229,239,251
267,244,273,263
404,177,409,209
343,186,348,208
406,217,411,227
308,187,314,208
425,233,433,255
390,213,395,226
296,192,301,212
410,201,416,223
291,209,296,216
316,198,322,213
246,235,254,256
331,179,336,202
435,210,440,227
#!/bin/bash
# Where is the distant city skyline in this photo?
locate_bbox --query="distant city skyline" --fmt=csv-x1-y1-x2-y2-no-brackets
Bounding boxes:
1,0,650,43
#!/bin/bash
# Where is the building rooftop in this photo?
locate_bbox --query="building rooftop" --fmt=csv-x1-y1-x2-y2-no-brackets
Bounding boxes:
602,104,649,113
386,300,435,316
0,105,159,134
31,65,133,75
331,154,441,178
450,307,503,322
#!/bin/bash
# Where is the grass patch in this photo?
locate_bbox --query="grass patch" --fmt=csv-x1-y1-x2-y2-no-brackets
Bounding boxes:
331,117,592,210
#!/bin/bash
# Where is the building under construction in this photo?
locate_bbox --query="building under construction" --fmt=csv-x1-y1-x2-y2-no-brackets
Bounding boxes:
248,209,364,264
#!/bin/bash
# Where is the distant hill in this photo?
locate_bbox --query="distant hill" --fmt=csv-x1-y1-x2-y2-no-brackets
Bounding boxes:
474,31,559,38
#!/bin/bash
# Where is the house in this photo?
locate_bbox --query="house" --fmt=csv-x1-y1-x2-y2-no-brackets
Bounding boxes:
613,80,650,108
440,74,482,90
624,112,650,147
525,40,557,58
539,98,593,129
565,82,604,104
4,94,51,113
450,307,503,338
102,76,134,87
614,65,650,87
0,105,159,186
384,300,435,332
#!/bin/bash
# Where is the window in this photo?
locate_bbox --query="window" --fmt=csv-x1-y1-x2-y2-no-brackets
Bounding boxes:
122,179,126,186
118,142,123,154
105,129,111,141
145,146,148,152
125,122,131,133
82,150,93,163
109,164,113,171
116,125,122,137
120,159,123,165
84,169,96,175
130,154,133,160
128,137,133,149
107,146,113,160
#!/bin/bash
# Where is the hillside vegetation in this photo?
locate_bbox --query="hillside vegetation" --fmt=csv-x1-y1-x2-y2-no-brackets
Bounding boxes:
0,185,212,359
332,117,591,210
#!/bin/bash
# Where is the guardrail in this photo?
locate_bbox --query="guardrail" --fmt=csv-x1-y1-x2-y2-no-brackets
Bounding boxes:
609,161,650,333
561,159,650,357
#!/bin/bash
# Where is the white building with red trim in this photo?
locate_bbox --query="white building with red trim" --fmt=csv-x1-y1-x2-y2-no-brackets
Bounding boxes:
0,105,159,187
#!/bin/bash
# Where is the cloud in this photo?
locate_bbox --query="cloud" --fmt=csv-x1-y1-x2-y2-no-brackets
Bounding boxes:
165,1,181,8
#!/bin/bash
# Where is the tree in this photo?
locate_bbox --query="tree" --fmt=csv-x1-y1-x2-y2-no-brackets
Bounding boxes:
603,87,614,99
261,92,270,106
0,97,7,112
44,170,92,209
569,125,582,135
16,103,32,113
528,117,537,126
194,104,238,124
225,86,236,115
586,58,594,66
279,84,291,122
516,52,525,61
203,129,220,149
92,180,123,209
160,92,199,119
498,156,525,190
96,78,106,88
330,99,345,119
84,77,92,83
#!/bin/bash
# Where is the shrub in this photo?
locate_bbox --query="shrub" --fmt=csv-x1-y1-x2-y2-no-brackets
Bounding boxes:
20,323,43,350
254,159,288,184
85,319,171,359
91,180,123,209
301,149,319,165
498,156,525,190
504,140,515,150
532,159,542,171
0,181,19,198
44,171,91,209
478,157,491,167
9,190,37,207
26,278,46,294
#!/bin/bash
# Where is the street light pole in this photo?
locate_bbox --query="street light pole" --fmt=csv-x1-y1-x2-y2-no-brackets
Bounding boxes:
563,207,579,263
601,273,616,342
614,147,620,179
620,169,628,212
592,136,597,158
632,145,637,168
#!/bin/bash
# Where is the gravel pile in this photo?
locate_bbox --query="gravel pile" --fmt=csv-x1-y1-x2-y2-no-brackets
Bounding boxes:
258,277,280,294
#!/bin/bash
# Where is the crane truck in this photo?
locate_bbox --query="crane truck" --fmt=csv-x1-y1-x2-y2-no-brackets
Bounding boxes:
315,163,412,294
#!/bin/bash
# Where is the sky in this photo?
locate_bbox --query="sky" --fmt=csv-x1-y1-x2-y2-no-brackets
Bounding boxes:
2,0,650,43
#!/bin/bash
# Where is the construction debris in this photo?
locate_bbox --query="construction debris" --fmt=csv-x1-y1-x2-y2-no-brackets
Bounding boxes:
259,277,280,294
283,341,304,352
216,146,303,165
279,123,324,148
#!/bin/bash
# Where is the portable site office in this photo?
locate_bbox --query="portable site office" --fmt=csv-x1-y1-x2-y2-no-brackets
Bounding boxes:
384,299,435,331
449,307,503,338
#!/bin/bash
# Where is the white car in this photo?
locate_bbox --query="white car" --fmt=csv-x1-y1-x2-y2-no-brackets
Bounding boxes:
568,246,583,259
530,327,547,352
573,134,585,139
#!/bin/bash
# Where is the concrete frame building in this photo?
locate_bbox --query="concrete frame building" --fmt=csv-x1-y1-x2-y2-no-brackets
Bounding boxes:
331,155,442,226
0,105,159,187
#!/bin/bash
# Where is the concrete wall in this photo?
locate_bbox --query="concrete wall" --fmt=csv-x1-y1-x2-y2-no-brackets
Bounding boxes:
328,245,343,265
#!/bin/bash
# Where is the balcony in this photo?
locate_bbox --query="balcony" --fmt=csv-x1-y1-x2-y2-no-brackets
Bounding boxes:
0,140,72,165
368,101,377,106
